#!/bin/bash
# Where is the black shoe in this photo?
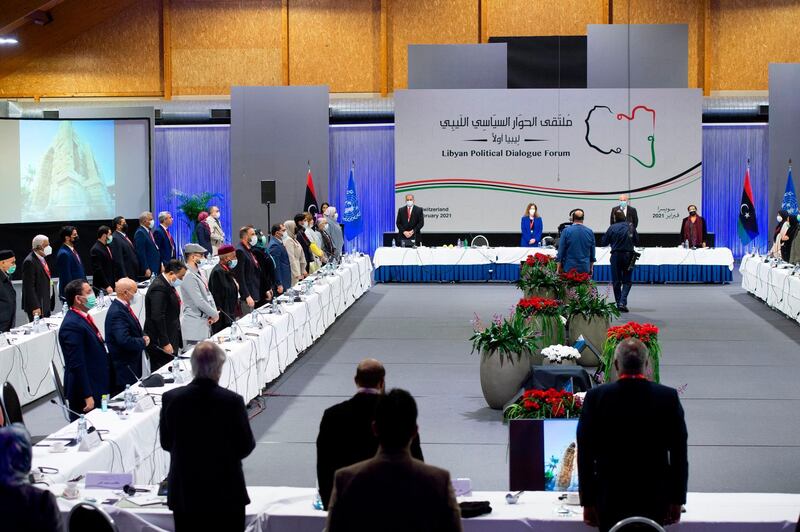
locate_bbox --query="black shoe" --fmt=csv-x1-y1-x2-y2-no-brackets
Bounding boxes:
619,305,630,313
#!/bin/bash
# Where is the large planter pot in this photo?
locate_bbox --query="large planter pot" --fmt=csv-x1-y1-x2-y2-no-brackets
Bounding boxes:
524,287,558,300
479,350,533,410
567,315,610,367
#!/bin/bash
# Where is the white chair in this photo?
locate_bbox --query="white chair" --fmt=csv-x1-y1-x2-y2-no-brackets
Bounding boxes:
609,516,666,532
471,235,489,247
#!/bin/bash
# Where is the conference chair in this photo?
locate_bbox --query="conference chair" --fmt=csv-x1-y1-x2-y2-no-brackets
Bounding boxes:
68,502,119,532
471,235,489,247
0,392,8,426
51,361,70,422
609,516,666,532
2,381,24,425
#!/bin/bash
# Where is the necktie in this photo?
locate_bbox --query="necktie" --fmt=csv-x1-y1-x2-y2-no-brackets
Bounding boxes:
173,286,182,306
40,257,51,278
407,207,412,222
106,245,113,260
83,312,104,342
71,247,82,265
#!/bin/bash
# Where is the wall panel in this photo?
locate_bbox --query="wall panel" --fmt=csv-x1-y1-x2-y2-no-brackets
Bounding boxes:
170,0,282,96
289,0,381,92
0,0,161,97
487,0,600,38
389,0,478,90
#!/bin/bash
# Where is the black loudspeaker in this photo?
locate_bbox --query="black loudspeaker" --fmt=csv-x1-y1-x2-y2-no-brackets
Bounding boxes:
261,180,276,205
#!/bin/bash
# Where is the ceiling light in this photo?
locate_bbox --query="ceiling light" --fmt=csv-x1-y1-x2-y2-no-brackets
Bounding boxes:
0,37,19,45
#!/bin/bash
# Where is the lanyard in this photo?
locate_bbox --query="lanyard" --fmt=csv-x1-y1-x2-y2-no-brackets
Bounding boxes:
618,373,646,380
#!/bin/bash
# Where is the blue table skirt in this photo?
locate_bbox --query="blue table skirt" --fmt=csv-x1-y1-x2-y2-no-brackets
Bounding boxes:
374,264,732,284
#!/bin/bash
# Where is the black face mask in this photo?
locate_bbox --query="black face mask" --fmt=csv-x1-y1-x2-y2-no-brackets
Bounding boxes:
688,211,697,216
72,235,80,243
121,224,128,231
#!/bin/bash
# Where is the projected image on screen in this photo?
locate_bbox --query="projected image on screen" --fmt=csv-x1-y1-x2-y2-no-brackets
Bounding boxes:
543,419,579,492
19,120,116,222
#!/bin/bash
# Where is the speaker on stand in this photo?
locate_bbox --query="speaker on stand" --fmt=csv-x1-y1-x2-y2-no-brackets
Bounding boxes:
261,180,276,230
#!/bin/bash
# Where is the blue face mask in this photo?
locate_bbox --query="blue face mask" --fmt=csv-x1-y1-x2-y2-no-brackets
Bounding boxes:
172,278,183,288
619,201,627,209
85,294,97,310
228,259,238,269
7,264,16,275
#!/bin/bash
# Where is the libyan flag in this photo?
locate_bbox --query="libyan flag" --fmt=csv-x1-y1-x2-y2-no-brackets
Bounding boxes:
737,166,758,245
304,164,319,215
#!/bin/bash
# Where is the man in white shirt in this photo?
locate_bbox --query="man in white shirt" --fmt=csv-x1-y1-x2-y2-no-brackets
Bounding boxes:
207,206,226,256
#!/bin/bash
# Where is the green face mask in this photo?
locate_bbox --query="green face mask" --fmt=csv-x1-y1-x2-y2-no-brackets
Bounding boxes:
107,235,113,244
85,294,97,310
7,264,16,275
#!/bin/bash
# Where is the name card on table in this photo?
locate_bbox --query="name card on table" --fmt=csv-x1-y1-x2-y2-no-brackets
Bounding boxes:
85,471,133,489
79,430,102,452
134,394,156,412
452,478,472,497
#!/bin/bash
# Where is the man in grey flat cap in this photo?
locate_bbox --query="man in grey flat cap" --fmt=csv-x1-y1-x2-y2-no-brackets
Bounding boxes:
180,243,219,344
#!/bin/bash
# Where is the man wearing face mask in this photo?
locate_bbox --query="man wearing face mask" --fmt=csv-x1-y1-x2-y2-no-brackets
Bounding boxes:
268,224,291,294
325,206,344,258
22,235,55,322
56,225,85,301
396,194,424,246
90,226,116,295
234,226,264,316
609,194,639,229
209,245,240,335
144,259,187,371
110,216,140,281
251,230,276,307
106,278,150,393
0,250,17,332
58,279,110,419
207,205,226,256
135,211,162,279
180,243,219,344
679,205,708,248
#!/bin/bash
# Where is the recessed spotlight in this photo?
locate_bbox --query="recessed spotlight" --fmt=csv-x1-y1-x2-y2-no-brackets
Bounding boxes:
0,37,19,45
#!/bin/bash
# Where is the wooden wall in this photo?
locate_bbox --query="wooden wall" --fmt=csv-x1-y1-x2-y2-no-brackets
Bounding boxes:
1,0,799,98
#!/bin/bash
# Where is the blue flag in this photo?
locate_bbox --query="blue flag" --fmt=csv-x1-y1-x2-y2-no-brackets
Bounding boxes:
782,166,798,216
342,166,363,240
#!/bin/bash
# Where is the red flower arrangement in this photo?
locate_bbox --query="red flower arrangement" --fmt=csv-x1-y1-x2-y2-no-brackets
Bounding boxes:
517,296,561,314
602,321,662,383
560,269,592,284
525,253,552,266
606,321,660,345
504,388,583,420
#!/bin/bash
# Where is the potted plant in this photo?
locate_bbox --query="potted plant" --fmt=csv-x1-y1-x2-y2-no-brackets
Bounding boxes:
172,190,221,243
541,344,581,365
564,283,620,367
517,253,559,299
602,321,661,383
516,296,565,362
470,312,542,410
503,388,583,420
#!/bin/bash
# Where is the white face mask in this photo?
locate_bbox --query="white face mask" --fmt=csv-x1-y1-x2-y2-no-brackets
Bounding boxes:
130,292,139,305
778,215,784,223
331,212,338,221
406,201,414,208
529,208,536,216
148,220,155,229
212,212,220,219
42,245,52,256
248,235,258,246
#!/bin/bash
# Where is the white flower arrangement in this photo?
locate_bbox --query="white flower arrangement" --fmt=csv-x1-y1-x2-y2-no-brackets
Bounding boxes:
541,344,581,363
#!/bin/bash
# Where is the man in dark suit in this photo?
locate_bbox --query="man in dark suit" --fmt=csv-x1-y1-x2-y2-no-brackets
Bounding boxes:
609,194,639,229
395,193,425,246
209,245,240,335
154,211,177,267
57,279,110,419
251,230,277,308
90,225,115,295
233,226,264,315
317,359,424,510
110,216,140,281
105,278,150,394
577,338,688,532
144,259,186,371
160,341,255,532
55,225,85,301
601,210,639,313
267,224,290,296
326,389,461,532
0,250,17,332
134,211,161,278
21,235,55,322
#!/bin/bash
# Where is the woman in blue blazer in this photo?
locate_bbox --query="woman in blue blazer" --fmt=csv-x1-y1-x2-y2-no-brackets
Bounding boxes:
520,202,543,247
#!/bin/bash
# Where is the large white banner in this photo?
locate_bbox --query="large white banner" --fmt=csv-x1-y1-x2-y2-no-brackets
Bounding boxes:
395,89,702,233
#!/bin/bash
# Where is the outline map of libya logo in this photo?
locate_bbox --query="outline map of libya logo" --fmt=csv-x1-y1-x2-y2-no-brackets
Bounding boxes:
584,105,656,169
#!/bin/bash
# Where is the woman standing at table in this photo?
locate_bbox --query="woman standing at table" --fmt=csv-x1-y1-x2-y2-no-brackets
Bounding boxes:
771,210,791,260
520,202,543,247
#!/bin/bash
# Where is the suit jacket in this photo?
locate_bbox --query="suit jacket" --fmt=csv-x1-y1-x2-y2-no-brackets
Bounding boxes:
57,309,110,407
577,379,688,530
233,243,262,302
0,269,16,332
160,378,255,513
252,247,277,298
557,223,596,274
609,205,639,229
154,225,177,266
110,230,140,281
396,205,425,243
326,450,462,532
208,263,238,334
180,266,218,342
267,237,292,290
0,484,62,532
21,252,54,318
143,274,183,351
316,393,424,509
55,245,86,299
195,222,213,256
90,241,115,292
520,216,543,247
105,298,146,390
134,227,161,277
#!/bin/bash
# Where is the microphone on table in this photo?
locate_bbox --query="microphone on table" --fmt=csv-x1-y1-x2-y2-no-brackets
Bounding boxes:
217,309,243,341
49,399,104,440
127,365,162,395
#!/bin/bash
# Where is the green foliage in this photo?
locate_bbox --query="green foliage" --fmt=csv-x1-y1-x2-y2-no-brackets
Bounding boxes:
563,283,621,321
171,190,221,242
470,312,543,365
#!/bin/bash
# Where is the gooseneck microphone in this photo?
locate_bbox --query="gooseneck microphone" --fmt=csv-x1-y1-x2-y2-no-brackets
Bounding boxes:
49,399,103,440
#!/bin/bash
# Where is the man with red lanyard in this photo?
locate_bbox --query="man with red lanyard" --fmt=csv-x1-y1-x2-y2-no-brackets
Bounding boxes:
155,211,178,267
57,279,110,421
577,338,688,532
22,234,56,321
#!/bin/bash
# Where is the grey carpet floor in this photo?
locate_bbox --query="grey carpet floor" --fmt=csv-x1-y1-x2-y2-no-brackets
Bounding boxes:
22,272,800,493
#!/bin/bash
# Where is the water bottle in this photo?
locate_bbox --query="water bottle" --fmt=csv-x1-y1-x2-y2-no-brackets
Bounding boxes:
101,394,108,412
391,239,396,248
171,362,181,383
251,310,260,328
124,384,134,411
62,301,69,316
456,238,461,247
77,415,88,443
313,481,324,510
32,315,41,333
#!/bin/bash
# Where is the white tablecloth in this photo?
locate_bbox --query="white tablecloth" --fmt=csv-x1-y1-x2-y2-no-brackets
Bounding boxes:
740,254,800,323
373,246,735,269
51,486,799,532
31,256,373,486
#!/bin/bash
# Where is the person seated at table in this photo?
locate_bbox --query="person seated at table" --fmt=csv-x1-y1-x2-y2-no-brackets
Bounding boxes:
208,244,240,335
679,205,708,248
316,359,424,510
326,389,461,532
160,341,255,532
520,202,543,247
0,424,62,532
